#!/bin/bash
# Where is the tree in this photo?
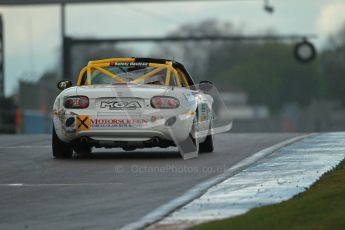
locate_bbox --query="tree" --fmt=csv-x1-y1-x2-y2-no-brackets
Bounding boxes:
152,19,242,82
70,44,131,80
218,43,321,112
153,19,322,112
320,24,345,105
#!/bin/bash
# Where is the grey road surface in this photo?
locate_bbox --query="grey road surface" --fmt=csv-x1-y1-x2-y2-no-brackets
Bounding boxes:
0,133,301,230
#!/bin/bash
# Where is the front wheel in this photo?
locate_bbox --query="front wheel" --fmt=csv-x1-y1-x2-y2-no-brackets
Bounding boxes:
52,126,73,159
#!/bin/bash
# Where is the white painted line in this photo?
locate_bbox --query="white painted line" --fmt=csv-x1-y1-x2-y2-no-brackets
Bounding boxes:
0,182,123,187
121,134,313,230
0,145,51,149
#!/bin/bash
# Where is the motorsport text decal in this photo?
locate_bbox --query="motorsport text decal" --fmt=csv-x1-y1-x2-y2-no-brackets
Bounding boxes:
90,118,148,128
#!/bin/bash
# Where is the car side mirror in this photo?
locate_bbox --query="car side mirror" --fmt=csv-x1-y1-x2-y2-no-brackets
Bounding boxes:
57,80,72,91
198,80,214,92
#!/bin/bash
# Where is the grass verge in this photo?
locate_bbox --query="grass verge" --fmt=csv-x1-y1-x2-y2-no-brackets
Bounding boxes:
190,159,345,230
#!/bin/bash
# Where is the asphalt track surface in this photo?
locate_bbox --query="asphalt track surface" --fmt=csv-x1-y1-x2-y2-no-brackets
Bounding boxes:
0,133,301,230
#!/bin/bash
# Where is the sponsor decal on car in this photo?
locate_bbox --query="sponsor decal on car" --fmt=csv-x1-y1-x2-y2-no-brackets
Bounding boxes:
75,115,149,130
199,104,209,122
90,118,148,128
109,62,149,67
100,101,141,110
184,92,196,104
76,115,90,131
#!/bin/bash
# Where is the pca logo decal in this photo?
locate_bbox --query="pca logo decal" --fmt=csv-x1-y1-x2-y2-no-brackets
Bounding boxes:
100,101,141,110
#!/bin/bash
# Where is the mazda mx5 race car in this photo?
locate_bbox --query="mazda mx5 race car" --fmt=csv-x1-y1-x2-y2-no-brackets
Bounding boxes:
52,58,226,159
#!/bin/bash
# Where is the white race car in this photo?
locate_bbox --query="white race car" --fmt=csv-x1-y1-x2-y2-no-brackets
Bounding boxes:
52,58,215,159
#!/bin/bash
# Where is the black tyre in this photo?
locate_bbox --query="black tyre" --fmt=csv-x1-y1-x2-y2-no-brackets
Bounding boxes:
52,126,73,159
74,144,92,156
199,121,214,153
199,133,214,153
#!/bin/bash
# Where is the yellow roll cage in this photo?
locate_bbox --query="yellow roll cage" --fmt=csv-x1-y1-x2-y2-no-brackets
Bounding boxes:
76,58,189,87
